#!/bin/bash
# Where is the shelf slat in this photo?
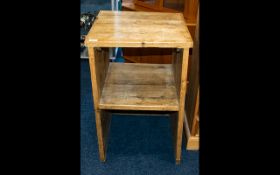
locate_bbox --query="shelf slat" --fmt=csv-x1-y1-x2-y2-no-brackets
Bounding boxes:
99,63,179,111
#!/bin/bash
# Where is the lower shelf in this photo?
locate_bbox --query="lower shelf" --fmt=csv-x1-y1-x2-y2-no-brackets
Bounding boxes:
99,63,179,111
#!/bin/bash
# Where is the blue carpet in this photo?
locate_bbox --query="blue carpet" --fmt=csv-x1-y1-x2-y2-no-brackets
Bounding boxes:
81,0,111,13
80,59,199,174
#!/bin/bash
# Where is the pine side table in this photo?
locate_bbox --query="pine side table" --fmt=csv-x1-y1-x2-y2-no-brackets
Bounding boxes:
85,10,193,164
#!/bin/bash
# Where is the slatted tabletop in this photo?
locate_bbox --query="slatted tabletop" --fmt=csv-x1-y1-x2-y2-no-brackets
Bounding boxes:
85,10,193,48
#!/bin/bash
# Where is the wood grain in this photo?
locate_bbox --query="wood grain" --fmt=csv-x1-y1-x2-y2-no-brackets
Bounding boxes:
184,6,199,150
121,0,196,64
186,135,199,150
183,112,199,150
123,48,173,64
169,111,179,163
175,48,189,163
88,48,99,110
86,10,193,163
99,63,179,111
172,49,182,98
191,89,199,135
85,11,193,48
135,0,178,13
185,6,199,135
170,48,190,163
94,110,112,161
184,0,198,22
122,0,156,12
88,48,110,108
121,0,197,40
88,48,111,162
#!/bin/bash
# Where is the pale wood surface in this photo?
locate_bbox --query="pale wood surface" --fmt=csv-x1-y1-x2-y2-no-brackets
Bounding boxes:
99,63,179,111
88,48,110,108
86,10,193,163
121,0,196,64
85,11,193,48
170,48,190,163
175,48,189,162
186,136,199,150
172,49,183,97
88,48,111,162
94,110,112,161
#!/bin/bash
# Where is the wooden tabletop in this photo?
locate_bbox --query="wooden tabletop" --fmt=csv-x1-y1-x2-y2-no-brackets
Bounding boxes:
85,10,193,48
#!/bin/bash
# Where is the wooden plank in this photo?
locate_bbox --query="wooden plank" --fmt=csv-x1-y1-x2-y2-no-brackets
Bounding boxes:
86,39,191,48
170,111,180,163
88,48,110,103
183,112,199,150
185,7,199,135
100,110,112,153
171,48,190,163
122,47,173,64
88,32,190,43
85,11,193,48
109,110,172,116
183,7,199,152
88,48,99,110
174,48,189,163
92,24,188,33
172,48,183,98
94,110,112,161
187,136,199,150
94,110,105,161
99,63,179,111
98,10,182,19
191,89,199,135
88,47,111,162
